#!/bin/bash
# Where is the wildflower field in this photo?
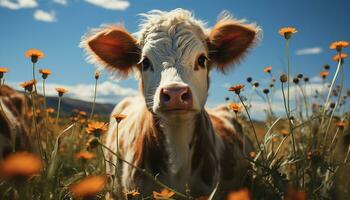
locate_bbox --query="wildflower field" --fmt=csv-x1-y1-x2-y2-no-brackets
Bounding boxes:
0,28,349,200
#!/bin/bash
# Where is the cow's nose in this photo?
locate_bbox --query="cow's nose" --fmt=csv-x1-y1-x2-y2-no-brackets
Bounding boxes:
160,86,193,110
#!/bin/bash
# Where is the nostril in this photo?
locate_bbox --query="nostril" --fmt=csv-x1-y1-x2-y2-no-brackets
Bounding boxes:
161,92,171,103
181,91,191,102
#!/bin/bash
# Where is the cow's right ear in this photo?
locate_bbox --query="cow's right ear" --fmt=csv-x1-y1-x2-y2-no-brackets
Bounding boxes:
80,25,141,77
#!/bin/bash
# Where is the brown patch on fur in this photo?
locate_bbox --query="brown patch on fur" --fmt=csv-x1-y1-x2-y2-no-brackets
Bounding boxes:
81,25,141,77
208,111,252,196
132,108,167,175
209,114,243,148
191,112,219,187
207,20,259,71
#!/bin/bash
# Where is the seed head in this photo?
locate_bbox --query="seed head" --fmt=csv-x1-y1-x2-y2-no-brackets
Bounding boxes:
280,74,288,83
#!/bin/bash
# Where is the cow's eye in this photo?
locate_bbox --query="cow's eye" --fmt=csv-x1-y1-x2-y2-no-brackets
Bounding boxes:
142,57,152,71
197,55,207,68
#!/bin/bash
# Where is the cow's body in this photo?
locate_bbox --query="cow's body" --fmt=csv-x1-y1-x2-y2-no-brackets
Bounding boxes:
0,85,30,159
106,96,253,198
81,8,259,198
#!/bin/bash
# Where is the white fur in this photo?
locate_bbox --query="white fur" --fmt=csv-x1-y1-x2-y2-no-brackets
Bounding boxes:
136,9,211,190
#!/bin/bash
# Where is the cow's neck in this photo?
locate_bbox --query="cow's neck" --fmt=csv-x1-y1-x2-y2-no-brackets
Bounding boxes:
159,114,197,188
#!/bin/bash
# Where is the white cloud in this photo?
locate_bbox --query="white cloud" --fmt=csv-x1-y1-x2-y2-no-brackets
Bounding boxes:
53,0,67,5
9,81,138,103
33,9,57,22
0,0,37,10
84,0,129,10
295,47,323,56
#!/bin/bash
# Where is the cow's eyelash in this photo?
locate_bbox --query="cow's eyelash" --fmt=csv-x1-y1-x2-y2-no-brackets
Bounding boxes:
141,57,153,71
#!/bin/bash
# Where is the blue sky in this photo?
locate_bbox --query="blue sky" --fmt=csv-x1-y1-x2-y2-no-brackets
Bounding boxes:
0,0,349,119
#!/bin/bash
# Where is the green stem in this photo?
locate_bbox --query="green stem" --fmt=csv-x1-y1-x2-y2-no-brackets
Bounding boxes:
281,82,297,157
43,79,46,108
281,82,299,186
298,84,309,119
320,55,342,142
270,136,288,168
32,63,37,94
55,96,62,125
89,78,98,120
329,128,340,150
238,94,263,155
266,93,274,119
30,92,44,168
42,79,50,153
323,65,344,148
286,39,291,116
344,145,350,164
114,122,120,193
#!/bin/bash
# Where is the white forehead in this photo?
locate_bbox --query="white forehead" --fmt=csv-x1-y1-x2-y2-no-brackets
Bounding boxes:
136,9,208,63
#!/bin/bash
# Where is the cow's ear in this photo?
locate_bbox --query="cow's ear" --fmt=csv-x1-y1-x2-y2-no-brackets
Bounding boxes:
81,25,141,77
207,18,260,72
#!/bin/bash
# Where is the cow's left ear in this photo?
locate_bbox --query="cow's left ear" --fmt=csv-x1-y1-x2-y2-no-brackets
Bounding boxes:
80,25,141,77
207,19,260,71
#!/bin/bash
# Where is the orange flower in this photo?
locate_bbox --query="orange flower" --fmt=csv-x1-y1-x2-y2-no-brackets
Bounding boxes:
278,27,297,39
123,189,140,198
0,67,8,73
39,69,52,79
25,48,44,63
227,188,251,200
26,109,41,118
335,121,348,129
284,186,307,200
319,71,329,79
249,152,256,158
0,152,42,178
39,69,51,75
46,107,55,114
79,118,87,124
329,41,349,52
332,53,347,62
112,113,127,123
228,84,245,95
79,111,87,117
86,121,108,137
280,129,289,136
152,188,175,200
263,66,272,73
70,176,107,198
95,70,101,79
0,67,8,79
55,87,68,97
20,79,37,92
228,102,241,113
75,151,96,160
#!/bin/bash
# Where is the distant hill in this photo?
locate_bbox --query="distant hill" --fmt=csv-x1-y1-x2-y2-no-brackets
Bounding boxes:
45,96,115,117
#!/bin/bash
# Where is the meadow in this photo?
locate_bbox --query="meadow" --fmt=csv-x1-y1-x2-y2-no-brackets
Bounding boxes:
0,27,349,200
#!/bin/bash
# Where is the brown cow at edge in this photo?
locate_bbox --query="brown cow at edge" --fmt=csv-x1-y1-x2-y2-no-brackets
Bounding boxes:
0,85,30,159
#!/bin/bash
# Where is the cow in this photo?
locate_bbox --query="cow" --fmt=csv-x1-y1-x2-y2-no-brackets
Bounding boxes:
0,85,30,159
81,9,259,199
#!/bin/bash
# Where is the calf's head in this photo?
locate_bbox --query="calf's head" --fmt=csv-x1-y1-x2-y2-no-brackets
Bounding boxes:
81,9,259,119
